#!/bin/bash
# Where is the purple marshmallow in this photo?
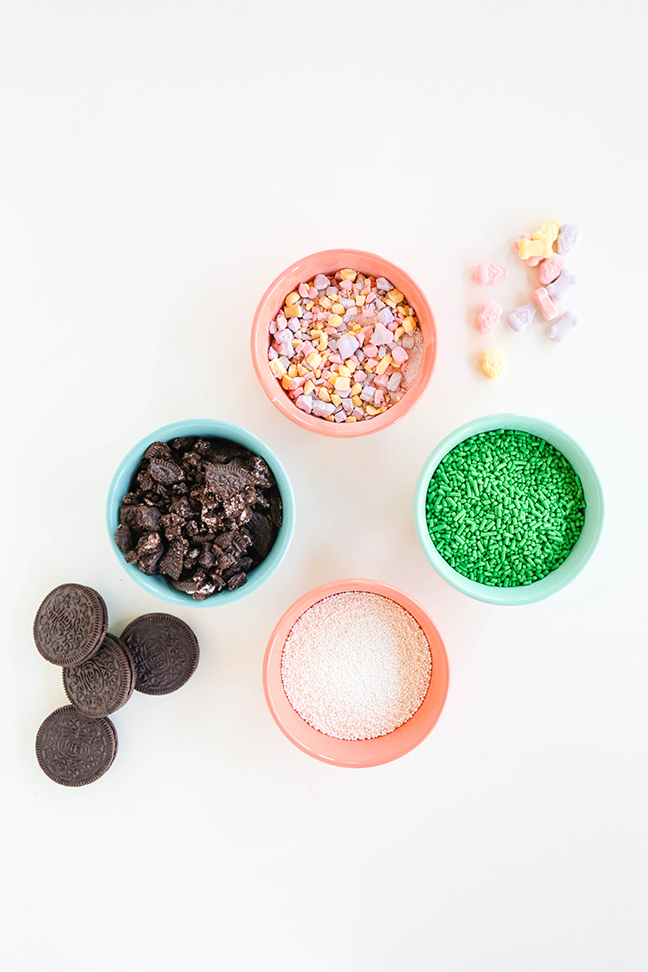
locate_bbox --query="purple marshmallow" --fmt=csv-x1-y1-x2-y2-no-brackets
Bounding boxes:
546,269,578,302
336,334,360,360
506,304,536,333
548,310,579,342
557,223,580,256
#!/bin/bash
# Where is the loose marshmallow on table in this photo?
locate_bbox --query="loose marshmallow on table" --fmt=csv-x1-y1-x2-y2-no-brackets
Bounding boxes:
532,219,561,245
477,302,503,334
481,348,502,379
532,287,559,321
548,310,579,342
506,304,536,333
474,263,507,286
514,234,542,267
546,269,578,301
557,223,580,255
518,237,554,261
538,254,565,286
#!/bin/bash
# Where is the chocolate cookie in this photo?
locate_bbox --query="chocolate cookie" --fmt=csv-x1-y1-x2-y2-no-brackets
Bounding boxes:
115,437,283,599
33,584,108,667
35,706,118,786
62,633,134,718
120,613,199,695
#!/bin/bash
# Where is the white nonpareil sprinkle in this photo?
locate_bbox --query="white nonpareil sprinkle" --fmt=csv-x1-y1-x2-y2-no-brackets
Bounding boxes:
281,592,431,741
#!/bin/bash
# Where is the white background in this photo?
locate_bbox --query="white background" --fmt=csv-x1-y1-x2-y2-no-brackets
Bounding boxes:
1,2,647,970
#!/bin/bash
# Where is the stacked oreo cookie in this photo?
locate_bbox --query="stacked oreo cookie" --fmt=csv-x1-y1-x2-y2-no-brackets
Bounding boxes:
33,583,199,786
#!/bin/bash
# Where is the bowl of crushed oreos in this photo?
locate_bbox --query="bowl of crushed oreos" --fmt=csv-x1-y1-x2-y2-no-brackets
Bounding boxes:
107,419,295,605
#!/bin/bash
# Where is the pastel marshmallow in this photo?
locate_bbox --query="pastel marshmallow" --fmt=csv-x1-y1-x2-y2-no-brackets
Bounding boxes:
477,301,503,334
546,269,578,301
532,219,561,244
506,304,536,333
532,287,559,321
514,234,541,267
336,334,360,359
513,233,531,252
518,237,554,260
474,262,507,286
481,348,502,380
538,254,565,286
548,310,579,342
557,223,580,255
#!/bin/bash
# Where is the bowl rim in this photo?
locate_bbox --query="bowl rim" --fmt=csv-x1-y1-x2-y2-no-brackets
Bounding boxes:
413,412,605,606
106,418,295,608
262,578,450,768
250,247,437,438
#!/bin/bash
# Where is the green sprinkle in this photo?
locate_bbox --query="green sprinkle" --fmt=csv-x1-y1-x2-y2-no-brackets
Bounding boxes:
425,429,586,589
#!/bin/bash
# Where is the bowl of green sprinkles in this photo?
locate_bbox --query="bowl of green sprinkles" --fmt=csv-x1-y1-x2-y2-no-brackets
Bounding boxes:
413,414,604,605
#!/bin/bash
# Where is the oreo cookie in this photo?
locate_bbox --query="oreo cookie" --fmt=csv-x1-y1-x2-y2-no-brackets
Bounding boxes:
33,584,108,667
62,633,134,718
120,613,199,695
35,705,118,786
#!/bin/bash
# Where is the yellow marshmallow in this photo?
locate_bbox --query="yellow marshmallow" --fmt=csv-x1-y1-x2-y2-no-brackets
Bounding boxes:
532,219,560,243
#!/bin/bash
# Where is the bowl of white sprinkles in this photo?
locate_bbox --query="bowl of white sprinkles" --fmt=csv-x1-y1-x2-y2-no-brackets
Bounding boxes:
262,579,449,767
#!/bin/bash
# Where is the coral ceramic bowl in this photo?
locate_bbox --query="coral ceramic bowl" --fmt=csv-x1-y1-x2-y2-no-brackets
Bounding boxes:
413,413,604,606
251,248,437,437
263,579,449,767
106,418,295,607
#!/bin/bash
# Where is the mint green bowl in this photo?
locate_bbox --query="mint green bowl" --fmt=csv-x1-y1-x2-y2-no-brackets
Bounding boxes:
413,413,604,606
107,419,295,607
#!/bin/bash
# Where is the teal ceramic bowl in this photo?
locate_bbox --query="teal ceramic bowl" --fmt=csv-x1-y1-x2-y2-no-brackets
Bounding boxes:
413,413,604,606
107,419,295,607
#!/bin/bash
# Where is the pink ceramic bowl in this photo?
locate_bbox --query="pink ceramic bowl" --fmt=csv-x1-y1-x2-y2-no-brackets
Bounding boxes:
251,249,437,437
262,578,449,768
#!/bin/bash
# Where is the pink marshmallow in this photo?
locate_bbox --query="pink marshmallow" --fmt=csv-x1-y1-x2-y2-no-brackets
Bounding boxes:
391,346,409,364
538,254,565,286
374,373,390,388
474,262,507,286
363,344,378,358
532,287,559,321
513,233,531,252
476,302,503,335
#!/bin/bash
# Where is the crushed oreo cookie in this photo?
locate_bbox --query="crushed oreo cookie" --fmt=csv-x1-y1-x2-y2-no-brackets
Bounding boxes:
115,437,283,599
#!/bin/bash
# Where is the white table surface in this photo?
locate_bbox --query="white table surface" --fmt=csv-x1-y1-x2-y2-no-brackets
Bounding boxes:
2,2,647,970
